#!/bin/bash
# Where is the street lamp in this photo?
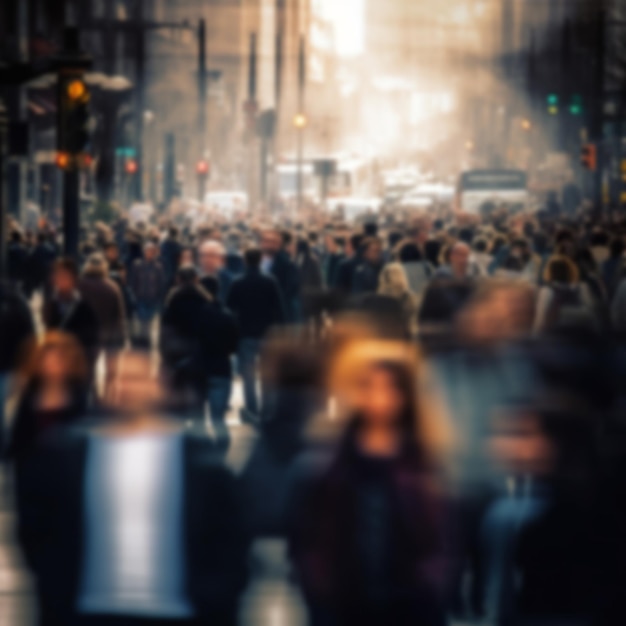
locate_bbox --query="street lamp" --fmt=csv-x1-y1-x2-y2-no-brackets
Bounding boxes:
293,113,307,214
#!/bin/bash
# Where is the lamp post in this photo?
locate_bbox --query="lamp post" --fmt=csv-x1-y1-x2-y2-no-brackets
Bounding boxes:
294,112,307,214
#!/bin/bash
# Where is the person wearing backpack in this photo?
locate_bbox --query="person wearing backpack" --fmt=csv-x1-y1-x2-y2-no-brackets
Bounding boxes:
534,255,596,334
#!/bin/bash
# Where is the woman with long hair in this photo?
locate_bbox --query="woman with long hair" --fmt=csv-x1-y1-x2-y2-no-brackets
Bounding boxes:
289,341,451,626
9,332,89,460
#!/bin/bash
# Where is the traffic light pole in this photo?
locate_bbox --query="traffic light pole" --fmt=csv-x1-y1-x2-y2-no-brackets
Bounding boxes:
198,18,207,203
63,167,80,258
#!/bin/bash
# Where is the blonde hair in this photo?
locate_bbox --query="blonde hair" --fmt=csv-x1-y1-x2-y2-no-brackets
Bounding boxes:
378,263,410,298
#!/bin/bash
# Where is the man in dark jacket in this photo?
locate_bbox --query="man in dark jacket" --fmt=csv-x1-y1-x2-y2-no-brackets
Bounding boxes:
227,248,286,423
333,233,364,295
261,230,300,322
15,350,247,626
129,242,166,346
352,236,384,295
43,258,100,375
161,226,183,288
198,240,232,305
161,266,239,449
0,281,35,454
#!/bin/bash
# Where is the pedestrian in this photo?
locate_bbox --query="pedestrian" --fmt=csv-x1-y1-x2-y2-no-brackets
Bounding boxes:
26,232,57,296
397,240,434,295
534,254,596,333
198,240,232,304
0,281,35,455
8,332,89,461
352,237,385,295
15,349,247,626
227,248,286,423
289,342,449,626
79,253,127,398
161,266,238,450
129,241,166,346
261,229,300,322
333,233,364,295
43,258,100,378
161,225,183,288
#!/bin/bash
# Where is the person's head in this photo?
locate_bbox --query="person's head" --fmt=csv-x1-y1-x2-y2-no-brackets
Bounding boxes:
296,238,311,258
378,263,410,298
198,240,225,275
590,228,609,248
473,238,489,254
329,340,450,462
10,230,23,244
362,237,383,265
544,255,579,285
83,252,109,277
23,332,87,389
176,264,199,287
388,230,403,251
363,222,379,238
449,242,471,279
349,233,365,257
398,241,423,263
111,350,165,415
168,226,179,240
424,239,441,266
244,247,262,270
179,247,194,266
143,242,158,261
103,242,119,264
261,229,282,256
51,257,79,297
458,282,536,345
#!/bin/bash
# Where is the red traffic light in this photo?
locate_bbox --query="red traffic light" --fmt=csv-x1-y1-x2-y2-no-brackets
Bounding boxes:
580,144,597,171
125,159,138,175
196,160,210,176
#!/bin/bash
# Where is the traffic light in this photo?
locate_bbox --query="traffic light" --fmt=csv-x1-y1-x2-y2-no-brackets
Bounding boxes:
125,159,138,175
569,95,583,116
580,144,597,171
196,159,210,176
547,93,559,115
55,152,71,170
58,73,91,155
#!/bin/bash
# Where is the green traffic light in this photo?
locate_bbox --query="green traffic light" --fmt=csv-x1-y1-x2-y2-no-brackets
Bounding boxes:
569,105,582,115
547,94,559,105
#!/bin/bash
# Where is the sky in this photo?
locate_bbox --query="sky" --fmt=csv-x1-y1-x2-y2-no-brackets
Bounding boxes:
317,0,364,57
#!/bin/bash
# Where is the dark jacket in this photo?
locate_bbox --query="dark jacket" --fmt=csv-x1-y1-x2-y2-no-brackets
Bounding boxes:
200,268,233,304
26,242,57,293
0,282,35,373
43,295,99,367
15,426,248,622
160,237,183,285
79,271,126,349
129,258,166,306
334,255,362,294
352,261,383,295
161,284,239,380
8,241,29,286
288,425,446,624
227,269,286,339
271,250,300,321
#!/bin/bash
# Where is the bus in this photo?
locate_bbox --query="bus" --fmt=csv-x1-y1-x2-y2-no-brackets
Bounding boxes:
457,169,529,214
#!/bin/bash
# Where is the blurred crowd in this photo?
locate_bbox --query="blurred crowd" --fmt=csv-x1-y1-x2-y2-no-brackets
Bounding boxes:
1,199,626,626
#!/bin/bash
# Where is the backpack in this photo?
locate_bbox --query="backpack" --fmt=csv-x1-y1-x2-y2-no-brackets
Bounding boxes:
545,284,587,330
